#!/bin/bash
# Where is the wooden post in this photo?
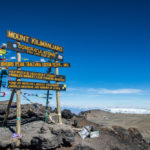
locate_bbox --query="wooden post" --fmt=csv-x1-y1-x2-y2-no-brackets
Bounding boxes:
16,50,21,135
45,79,50,122
3,89,15,126
55,52,62,124
45,84,50,122
45,59,52,122
0,70,4,91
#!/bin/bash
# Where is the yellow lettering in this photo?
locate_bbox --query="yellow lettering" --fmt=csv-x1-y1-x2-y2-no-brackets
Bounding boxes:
25,36,29,42
14,33,19,40
20,35,26,42
31,38,36,44
39,41,45,47
7,31,15,39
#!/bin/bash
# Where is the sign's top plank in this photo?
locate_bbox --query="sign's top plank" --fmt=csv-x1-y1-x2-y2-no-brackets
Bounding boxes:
6,30,64,53
7,41,63,61
8,69,66,82
0,62,70,67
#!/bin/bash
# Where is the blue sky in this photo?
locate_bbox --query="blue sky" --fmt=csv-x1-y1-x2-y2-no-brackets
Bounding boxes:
0,0,150,110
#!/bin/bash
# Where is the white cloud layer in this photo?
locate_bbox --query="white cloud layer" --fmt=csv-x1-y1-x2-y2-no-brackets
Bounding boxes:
88,88,142,94
67,87,77,91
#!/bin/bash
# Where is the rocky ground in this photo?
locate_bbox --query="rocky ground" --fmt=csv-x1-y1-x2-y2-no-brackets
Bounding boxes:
84,109,150,141
0,102,150,150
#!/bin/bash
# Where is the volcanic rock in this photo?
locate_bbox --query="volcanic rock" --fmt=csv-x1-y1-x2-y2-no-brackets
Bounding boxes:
110,126,149,150
74,144,94,150
62,109,74,119
20,121,75,149
0,121,75,149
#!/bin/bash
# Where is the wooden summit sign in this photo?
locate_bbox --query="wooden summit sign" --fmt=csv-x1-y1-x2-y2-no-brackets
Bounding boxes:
3,29,68,127
0,62,70,67
8,81,66,91
8,69,66,82
7,30,64,53
7,42,63,61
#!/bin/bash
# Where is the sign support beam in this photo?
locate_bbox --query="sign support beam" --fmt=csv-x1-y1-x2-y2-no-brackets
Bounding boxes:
16,49,21,135
3,89,15,126
45,82,50,122
55,52,62,124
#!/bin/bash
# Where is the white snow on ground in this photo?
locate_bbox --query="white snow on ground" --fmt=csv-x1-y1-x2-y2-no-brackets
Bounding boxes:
107,108,150,114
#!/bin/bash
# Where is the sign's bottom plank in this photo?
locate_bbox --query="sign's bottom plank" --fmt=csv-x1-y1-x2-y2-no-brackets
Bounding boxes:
8,81,66,91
